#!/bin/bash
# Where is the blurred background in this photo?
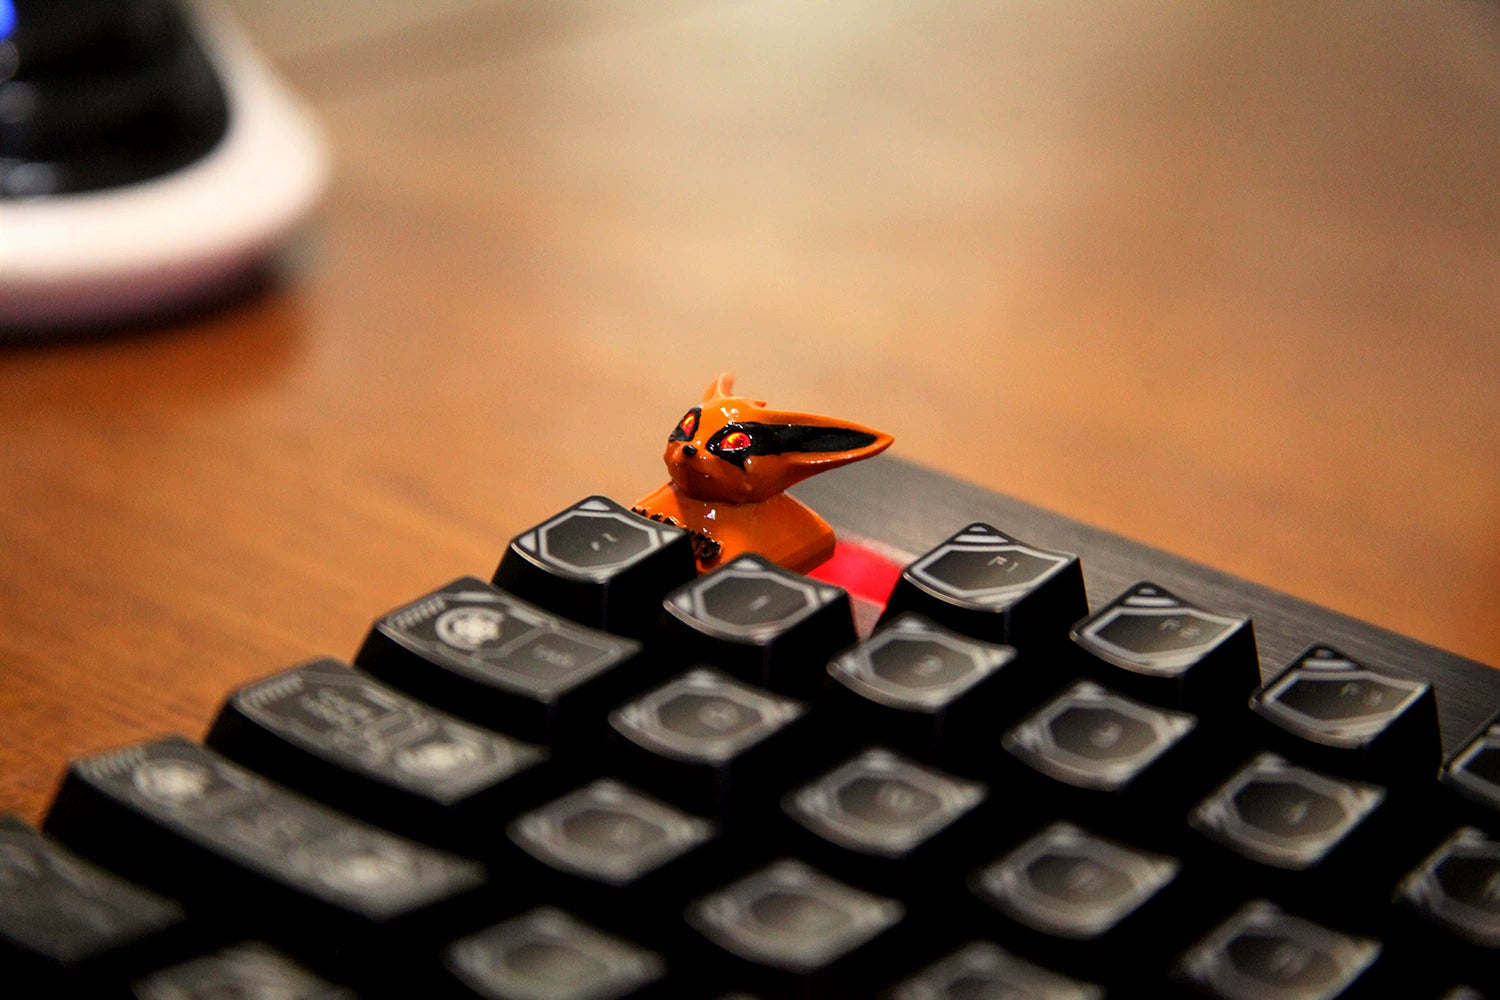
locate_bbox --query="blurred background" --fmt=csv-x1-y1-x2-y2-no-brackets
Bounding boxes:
1,0,1498,819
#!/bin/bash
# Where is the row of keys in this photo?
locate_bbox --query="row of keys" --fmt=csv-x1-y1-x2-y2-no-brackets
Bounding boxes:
12,747,1499,999
488,499,1450,787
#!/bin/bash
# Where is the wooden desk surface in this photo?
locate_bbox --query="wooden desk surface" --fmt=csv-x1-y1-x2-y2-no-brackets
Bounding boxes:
2,0,1498,823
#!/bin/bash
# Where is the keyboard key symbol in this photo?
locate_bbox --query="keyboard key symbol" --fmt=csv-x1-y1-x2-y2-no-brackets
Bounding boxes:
971,822,1178,939
531,504,663,575
879,524,1086,650
1004,681,1195,791
1189,754,1383,870
1176,902,1379,1000
785,749,985,857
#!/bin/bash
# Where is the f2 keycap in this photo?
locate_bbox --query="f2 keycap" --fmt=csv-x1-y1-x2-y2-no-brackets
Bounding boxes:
879,523,1086,651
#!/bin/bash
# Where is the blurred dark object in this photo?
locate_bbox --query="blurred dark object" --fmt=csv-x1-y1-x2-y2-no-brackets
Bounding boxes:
0,0,229,198
0,0,326,332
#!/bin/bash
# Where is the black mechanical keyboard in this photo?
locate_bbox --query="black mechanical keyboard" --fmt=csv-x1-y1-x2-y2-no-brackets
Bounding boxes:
5,457,1499,999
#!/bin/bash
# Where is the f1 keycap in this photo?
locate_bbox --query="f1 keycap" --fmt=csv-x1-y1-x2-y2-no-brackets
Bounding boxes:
44,737,487,976
207,658,550,852
658,554,856,696
0,814,187,991
878,523,1086,651
493,496,696,636
1250,646,1439,785
1071,582,1258,715
355,577,646,747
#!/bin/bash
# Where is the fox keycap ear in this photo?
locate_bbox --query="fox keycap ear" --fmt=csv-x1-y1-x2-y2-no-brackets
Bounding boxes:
703,372,736,402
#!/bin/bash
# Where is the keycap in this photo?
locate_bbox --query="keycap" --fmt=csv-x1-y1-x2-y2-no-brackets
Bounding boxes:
780,748,989,897
823,613,1022,771
1071,581,1258,715
505,779,717,944
658,554,856,697
206,657,550,852
355,576,646,748
968,821,1187,983
887,941,1103,1000
1250,645,1440,785
442,907,666,1000
131,941,357,1000
493,496,696,636
44,737,487,982
1000,679,1205,842
607,668,812,816
878,523,1087,651
1440,710,1500,835
1187,753,1399,920
1173,900,1383,1000
684,859,906,998
0,814,188,991
1394,827,1500,991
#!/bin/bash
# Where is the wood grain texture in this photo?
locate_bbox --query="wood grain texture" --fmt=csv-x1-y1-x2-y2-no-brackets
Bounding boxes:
1,0,1497,822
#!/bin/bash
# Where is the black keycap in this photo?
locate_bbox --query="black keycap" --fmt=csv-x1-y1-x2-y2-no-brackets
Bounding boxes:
658,554,856,697
1394,827,1500,991
131,941,358,1000
355,577,646,748
607,668,812,816
887,941,1103,1000
207,658,550,852
1189,754,1384,872
1070,582,1258,715
1000,679,1203,841
493,496,696,636
1251,646,1439,785
823,613,1022,770
1186,753,1405,922
968,821,1186,980
44,737,487,981
442,907,667,1000
1440,711,1500,835
1174,900,1383,1000
0,814,188,991
505,779,716,943
878,523,1087,652
684,859,906,998
780,748,989,896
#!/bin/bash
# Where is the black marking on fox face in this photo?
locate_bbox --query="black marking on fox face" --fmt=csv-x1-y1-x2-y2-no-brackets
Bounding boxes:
704,422,878,469
669,407,701,442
